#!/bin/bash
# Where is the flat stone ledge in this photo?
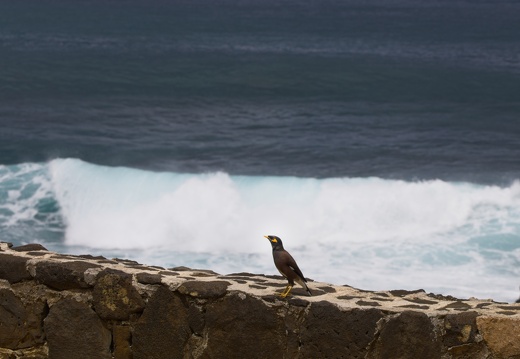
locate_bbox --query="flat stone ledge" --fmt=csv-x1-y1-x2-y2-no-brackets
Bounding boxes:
0,243,517,316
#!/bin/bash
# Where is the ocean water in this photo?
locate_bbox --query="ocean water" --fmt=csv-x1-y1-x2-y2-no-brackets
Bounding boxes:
1,0,520,302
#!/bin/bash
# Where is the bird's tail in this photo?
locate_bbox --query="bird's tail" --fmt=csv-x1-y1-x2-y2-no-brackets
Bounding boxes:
296,277,312,296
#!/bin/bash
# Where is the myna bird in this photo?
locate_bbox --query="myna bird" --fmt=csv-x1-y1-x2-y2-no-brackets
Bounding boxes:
264,235,312,298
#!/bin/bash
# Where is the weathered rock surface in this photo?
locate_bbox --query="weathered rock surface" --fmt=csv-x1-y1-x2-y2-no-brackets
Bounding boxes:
0,288,46,350
1,242,520,358
301,303,384,358
133,286,193,359
368,311,442,359
477,316,520,359
33,260,100,290
11,244,48,252
0,253,32,284
92,269,145,320
177,280,230,299
44,298,112,359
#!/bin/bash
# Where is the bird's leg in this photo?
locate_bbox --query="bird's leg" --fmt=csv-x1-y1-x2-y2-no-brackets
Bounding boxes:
280,284,293,298
279,285,290,298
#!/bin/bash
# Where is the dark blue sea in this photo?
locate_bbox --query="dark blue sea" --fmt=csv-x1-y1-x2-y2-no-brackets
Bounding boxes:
1,0,520,301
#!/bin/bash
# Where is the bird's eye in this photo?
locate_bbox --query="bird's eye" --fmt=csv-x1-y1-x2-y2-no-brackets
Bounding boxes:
272,239,278,243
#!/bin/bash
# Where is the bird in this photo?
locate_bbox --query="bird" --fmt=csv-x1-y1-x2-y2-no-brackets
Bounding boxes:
264,235,311,298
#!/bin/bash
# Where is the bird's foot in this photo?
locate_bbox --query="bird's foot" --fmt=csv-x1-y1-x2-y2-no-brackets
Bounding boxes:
279,285,293,298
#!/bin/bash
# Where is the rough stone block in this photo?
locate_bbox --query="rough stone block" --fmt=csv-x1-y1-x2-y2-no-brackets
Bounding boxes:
135,272,162,285
133,286,192,359
203,294,286,358
34,261,100,290
300,301,384,358
11,244,48,252
177,280,230,299
443,311,479,348
0,253,32,284
44,298,111,359
477,316,520,359
0,289,46,349
367,310,442,359
92,269,145,320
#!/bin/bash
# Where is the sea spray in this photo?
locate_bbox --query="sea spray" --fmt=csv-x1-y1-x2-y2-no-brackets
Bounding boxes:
2,158,520,301
48,158,520,251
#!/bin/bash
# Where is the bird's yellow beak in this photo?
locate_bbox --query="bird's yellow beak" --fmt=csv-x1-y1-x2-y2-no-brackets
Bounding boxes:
264,235,277,243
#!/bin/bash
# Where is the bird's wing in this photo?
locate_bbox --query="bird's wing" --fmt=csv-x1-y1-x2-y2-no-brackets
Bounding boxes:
285,254,307,282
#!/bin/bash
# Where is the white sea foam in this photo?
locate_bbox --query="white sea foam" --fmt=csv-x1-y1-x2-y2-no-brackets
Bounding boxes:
0,162,56,227
48,158,520,248
3,158,520,301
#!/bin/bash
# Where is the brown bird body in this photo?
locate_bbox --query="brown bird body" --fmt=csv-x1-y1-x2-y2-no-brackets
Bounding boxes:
264,235,311,298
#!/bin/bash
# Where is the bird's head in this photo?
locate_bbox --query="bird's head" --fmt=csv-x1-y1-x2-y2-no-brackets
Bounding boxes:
264,235,284,250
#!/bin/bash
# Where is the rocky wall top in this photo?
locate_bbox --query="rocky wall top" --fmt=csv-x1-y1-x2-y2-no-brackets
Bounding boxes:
1,241,520,359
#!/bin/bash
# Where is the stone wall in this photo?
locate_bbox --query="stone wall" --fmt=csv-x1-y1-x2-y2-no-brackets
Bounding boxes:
1,241,520,359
